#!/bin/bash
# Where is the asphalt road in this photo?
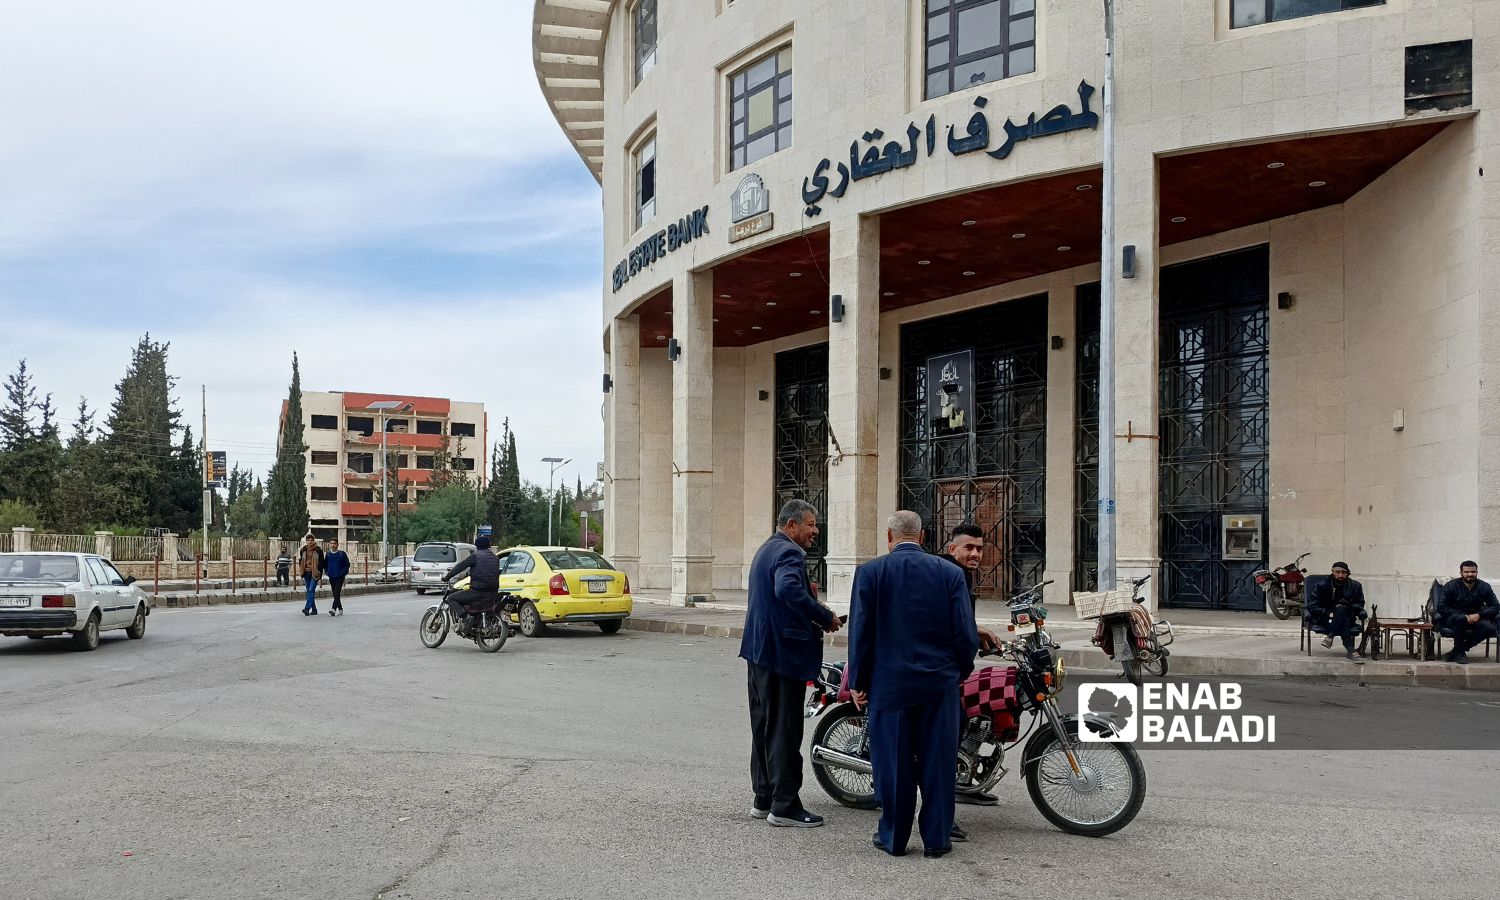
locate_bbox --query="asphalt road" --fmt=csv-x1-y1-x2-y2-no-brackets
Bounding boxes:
2,592,1498,900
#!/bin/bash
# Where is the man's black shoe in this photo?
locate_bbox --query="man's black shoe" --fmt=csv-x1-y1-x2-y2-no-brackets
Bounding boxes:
956,790,999,806
871,835,904,856
1452,652,1470,665
923,846,952,859
949,823,969,842
767,809,824,828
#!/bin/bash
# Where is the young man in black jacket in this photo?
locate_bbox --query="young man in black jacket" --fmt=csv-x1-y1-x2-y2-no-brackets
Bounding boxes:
441,536,503,627
1310,562,1365,660
1439,561,1500,664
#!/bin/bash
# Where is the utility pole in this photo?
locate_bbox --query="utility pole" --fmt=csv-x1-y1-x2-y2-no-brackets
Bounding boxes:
1097,0,1118,592
542,456,570,545
201,385,210,575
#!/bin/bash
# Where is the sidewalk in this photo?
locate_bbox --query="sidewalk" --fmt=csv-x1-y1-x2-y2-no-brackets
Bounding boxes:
152,579,404,608
625,592,1500,693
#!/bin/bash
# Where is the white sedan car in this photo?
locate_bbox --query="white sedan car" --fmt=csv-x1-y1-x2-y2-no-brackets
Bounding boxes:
0,552,153,651
377,556,413,583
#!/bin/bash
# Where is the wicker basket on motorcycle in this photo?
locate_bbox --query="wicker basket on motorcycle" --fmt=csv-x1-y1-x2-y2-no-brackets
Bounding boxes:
961,666,1021,742
1072,588,1136,620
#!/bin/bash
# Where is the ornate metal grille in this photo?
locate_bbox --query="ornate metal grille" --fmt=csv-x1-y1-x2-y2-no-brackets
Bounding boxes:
1074,284,1101,593
773,344,829,588
1158,246,1270,611
899,295,1047,599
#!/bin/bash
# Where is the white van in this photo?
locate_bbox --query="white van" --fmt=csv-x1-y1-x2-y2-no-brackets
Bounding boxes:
408,542,477,594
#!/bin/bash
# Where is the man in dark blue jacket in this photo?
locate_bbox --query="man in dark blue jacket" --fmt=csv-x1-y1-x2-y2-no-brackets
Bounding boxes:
1308,562,1365,659
739,499,842,828
849,511,979,858
324,539,351,617
1439,561,1500,664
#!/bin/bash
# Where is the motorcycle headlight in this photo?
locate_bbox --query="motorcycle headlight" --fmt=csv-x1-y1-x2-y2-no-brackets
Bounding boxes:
1051,657,1067,696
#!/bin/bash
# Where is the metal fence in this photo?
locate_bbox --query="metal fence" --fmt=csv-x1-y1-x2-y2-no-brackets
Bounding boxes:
227,538,271,560
0,532,12,553
30,533,95,554
112,534,163,561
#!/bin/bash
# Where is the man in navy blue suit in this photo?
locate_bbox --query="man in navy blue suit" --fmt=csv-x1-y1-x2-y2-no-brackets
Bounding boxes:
740,499,842,828
849,510,979,858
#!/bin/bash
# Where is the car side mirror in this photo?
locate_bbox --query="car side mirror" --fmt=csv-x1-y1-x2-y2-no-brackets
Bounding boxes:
123,575,137,586
111,578,128,587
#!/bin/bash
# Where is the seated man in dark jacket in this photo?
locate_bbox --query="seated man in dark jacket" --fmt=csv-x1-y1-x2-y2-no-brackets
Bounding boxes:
1307,562,1365,659
442,537,504,626
1438,561,1500,664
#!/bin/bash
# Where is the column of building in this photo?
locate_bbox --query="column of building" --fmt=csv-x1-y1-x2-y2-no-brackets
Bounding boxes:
824,215,882,606
670,270,715,605
1043,271,1078,606
606,314,642,586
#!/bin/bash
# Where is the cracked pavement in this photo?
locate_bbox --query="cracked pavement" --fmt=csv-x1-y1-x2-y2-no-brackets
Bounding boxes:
2,591,1498,899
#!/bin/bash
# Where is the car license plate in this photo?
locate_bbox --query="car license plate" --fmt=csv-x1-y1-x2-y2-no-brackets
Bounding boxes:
0,596,29,608
587,581,608,594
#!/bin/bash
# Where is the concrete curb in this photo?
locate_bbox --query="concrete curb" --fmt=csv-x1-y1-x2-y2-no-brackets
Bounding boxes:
154,584,398,608
621,614,1500,693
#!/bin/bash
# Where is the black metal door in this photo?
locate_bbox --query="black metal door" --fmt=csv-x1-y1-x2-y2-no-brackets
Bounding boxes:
773,344,829,588
1075,284,1101,593
899,296,1047,599
1159,246,1270,611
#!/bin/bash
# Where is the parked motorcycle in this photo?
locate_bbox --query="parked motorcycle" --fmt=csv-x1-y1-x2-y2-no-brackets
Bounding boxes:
1090,575,1173,686
419,585,515,653
805,581,1147,838
1254,551,1310,619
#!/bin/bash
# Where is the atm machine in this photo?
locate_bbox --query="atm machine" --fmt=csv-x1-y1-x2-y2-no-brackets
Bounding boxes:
1221,514,1263,561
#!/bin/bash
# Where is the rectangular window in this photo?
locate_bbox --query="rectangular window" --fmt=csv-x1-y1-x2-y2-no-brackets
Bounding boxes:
310,487,338,502
450,422,476,437
633,0,658,84
728,47,792,171
416,455,436,470
385,418,409,432
347,452,375,474
416,420,442,435
394,453,411,469
456,457,476,471
347,487,375,503
310,414,338,430
924,0,1036,100
1231,0,1384,29
346,416,375,436
310,451,339,466
634,134,657,229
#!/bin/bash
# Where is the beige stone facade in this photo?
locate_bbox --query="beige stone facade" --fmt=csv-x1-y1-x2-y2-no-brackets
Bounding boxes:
535,0,1496,616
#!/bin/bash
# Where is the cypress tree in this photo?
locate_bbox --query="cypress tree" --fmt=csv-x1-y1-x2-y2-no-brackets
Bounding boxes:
264,354,309,538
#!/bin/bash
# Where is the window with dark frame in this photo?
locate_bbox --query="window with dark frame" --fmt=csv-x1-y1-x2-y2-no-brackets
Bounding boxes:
385,418,409,432
416,455,436,470
310,414,338,430
310,487,338,502
1230,0,1384,29
924,0,1036,101
633,0,657,85
346,416,375,436
416,420,442,435
456,457,476,471
450,422,476,437
347,452,375,474
310,450,339,466
634,134,657,229
728,47,792,172
347,487,375,503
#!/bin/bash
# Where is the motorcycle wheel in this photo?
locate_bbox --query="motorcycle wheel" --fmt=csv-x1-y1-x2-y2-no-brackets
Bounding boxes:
1270,588,1293,620
1143,652,1169,677
1113,622,1141,686
1024,719,1146,838
420,607,448,649
474,612,507,653
810,704,879,810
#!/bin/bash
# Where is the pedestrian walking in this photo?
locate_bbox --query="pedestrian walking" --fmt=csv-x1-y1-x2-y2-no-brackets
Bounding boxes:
739,499,842,828
275,545,292,587
298,535,324,616
848,511,979,858
324,539,350,616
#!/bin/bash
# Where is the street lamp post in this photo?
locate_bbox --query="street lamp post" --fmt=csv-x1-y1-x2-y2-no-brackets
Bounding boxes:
542,456,571,545
1097,0,1118,592
367,400,408,568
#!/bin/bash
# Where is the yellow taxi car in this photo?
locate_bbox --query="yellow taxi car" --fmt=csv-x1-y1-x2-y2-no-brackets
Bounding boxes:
452,546,632,637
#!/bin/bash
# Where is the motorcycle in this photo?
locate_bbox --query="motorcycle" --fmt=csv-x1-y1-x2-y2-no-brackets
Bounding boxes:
1254,551,1310,619
1090,575,1173,686
805,581,1147,838
419,584,515,653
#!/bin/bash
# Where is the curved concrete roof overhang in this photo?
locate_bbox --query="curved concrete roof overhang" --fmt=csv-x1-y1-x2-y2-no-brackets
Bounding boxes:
532,0,616,184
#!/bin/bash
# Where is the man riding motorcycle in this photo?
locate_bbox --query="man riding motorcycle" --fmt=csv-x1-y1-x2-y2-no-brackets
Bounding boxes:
441,536,505,628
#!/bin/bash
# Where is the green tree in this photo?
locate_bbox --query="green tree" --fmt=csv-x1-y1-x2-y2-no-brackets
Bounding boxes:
227,480,265,536
393,482,484,544
0,498,41,530
0,360,63,512
48,398,124,533
264,354,309,538
100,336,184,528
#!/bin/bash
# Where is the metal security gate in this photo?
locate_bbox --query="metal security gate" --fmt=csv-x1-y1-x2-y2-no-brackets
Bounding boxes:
773,344,829,588
1159,246,1270,611
1074,284,1101,594
899,295,1047,599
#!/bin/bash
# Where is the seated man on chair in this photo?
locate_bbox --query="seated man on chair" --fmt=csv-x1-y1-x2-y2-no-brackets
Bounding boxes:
1438,560,1500,665
1308,562,1365,660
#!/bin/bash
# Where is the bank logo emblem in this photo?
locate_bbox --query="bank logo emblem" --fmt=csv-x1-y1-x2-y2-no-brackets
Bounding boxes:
731,173,769,223
1078,683,1138,742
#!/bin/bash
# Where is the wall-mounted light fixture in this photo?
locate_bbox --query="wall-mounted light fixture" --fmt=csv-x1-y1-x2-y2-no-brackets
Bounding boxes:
1277,291,1294,310
879,367,892,381
603,373,613,393
1050,335,1065,351
831,294,845,323
667,338,681,361
1122,245,1137,279
758,390,769,402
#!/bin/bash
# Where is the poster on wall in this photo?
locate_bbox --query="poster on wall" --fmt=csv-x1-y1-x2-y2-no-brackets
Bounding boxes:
926,349,973,437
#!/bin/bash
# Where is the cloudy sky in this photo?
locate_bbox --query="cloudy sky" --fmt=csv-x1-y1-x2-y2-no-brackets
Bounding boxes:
0,0,603,487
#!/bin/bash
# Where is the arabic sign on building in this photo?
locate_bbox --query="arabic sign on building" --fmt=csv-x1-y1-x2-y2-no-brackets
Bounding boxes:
611,206,710,293
801,80,1099,218
926,350,973,438
729,173,773,243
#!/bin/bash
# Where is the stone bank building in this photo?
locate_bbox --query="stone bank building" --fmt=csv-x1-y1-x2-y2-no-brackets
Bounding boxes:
533,0,1499,616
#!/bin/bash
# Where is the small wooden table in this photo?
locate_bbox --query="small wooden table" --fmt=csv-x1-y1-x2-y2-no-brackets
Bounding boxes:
1373,621,1434,661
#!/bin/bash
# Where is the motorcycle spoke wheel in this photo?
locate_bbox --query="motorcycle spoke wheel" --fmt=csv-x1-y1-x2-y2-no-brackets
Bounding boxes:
811,708,878,810
420,609,448,649
475,613,507,653
1024,723,1145,837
